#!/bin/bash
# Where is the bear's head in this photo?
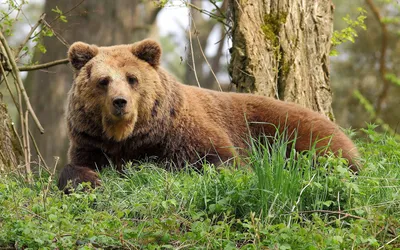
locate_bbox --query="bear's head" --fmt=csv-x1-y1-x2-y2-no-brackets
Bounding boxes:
68,39,162,141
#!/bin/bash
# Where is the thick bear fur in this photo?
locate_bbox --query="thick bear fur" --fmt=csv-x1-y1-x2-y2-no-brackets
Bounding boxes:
58,39,360,191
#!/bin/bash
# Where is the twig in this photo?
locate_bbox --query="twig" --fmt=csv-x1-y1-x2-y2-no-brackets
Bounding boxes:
25,111,33,184
28,130,49,172
16,13,46,58
185,1,230,28
365,0,389,117
0,30,45,133
49,0,86,25
190,16,222,91
19,206,49,222
188,13,201,88
209,0,226,19
18,58,69,72
298,210,365,221
41,19,69,47
378,234,400,250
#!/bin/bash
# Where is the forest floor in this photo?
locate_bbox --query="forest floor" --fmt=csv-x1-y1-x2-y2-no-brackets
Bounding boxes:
0,125,399,249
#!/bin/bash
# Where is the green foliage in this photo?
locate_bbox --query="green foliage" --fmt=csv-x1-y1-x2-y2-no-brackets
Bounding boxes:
1,129,399,249
331,7,367,56
0,0,27,36
51,6,67,23
385,73,400,87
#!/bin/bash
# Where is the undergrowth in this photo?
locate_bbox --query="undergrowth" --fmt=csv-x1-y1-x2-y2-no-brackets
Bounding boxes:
0,125,399,249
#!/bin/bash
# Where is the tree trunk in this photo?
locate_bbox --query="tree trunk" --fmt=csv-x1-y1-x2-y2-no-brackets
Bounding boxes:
229,0,335,119
26,0,159,168
0,99,22,173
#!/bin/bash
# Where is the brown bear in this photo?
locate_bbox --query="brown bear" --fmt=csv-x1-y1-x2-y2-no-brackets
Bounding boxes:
57,39,360,191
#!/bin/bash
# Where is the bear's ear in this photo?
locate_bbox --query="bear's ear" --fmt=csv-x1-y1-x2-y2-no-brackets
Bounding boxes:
68,42,99,70
131,39,161,68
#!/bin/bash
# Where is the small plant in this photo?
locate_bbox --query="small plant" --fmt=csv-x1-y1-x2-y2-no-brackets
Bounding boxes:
331,7,367,56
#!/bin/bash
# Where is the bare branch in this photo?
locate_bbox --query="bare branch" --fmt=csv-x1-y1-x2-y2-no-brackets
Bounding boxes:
18,58,69,72
190,16,222,91
25,111,33,184
185,1,230,28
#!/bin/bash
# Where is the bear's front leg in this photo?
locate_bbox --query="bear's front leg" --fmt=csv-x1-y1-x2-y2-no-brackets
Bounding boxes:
57,164,101,193
58,145,109,193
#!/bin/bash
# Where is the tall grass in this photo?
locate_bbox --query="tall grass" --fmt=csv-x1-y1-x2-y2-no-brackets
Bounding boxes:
247,127,359,224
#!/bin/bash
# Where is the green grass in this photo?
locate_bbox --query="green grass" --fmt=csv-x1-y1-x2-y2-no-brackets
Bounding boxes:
0,125,399,249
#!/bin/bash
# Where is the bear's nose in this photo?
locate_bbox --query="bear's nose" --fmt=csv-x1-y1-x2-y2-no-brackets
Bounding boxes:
113,97,127,110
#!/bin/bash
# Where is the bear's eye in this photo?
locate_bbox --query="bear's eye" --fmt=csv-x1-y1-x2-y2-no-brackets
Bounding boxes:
127,75,138,85
98,78,110,87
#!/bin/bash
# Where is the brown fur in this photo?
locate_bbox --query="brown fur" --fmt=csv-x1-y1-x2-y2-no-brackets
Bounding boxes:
58,39,361,192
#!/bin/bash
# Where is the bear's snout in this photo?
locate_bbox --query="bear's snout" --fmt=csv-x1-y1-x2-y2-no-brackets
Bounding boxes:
112,96,128,116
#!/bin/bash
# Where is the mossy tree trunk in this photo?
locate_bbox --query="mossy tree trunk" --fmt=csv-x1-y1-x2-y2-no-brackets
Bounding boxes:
26,0,160,168
229,0,335,119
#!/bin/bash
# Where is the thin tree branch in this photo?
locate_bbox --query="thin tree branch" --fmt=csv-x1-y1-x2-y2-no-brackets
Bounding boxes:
25,110,33,184
0,30,45,133
29,130,49,172
188,15,201,88
41,19,69,47
365,0,389,117
209,0,227,19
49,0,86,25
30,0,86,41
185,2,230,28
18,58,69,72
16,13,46,58
191,16,222,91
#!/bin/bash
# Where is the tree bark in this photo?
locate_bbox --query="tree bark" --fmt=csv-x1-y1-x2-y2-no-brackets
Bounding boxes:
229,0,335,119
26,0,159,168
